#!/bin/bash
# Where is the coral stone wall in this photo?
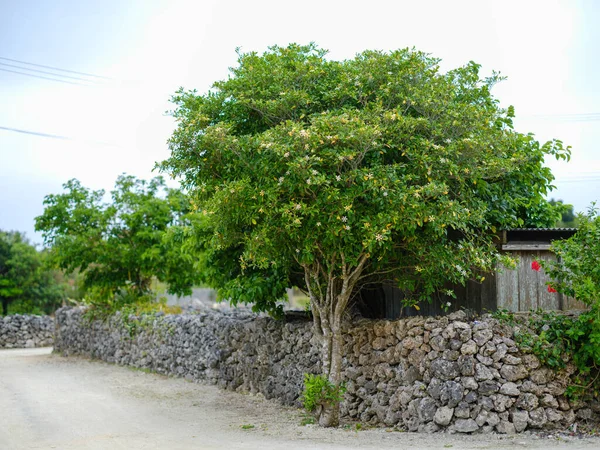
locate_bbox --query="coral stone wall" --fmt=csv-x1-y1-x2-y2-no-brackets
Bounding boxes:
0,314,54,348
54,307,599,433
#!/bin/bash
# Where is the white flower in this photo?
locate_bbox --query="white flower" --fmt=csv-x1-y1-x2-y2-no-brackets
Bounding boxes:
295,249,300,253
316,222,321,226
311,169,318,175
230,188,235,193
446,302,452,307
284,152,290,158
341,216,348,222
295,204,302,210
336,175,341,181
299,129,309,137
383,191,388,197
306,178,311,185
278,176,284,183
445,138,452,144
376,234,384,241
344,225,351,230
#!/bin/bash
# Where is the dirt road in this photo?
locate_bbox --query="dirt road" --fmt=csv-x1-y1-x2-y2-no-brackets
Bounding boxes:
1,348,599,450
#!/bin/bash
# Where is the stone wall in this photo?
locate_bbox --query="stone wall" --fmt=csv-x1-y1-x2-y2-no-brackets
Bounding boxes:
54,307,599,433
0,314,54,348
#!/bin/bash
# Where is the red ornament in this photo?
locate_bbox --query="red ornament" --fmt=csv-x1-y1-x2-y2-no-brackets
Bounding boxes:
531,260,541,271
547,286,557,293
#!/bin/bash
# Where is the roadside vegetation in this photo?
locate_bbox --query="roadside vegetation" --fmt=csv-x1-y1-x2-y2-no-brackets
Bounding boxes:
9,44,596,427
495,205,600,400
33,174,201,319
0,230,77,315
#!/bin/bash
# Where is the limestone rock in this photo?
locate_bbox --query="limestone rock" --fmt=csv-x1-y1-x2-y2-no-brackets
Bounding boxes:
473,329,493,346
496,420,516,434
499,382,520,396
528,407,548,428
453,418,479,433
511,410,529,432
460,340,478,355
434,406,454,426
440,381,463,408
500,364,528,382
430,359,459,381
475,363,494,381
418,397,437,423
516,393,539,411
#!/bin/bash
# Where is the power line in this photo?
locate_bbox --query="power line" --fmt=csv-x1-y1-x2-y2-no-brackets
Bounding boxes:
0,67,91,86
0,56,112,80
522,113,600,122
0,125,70,140
0,62,101,84
0,125,119,147
556,178,600,184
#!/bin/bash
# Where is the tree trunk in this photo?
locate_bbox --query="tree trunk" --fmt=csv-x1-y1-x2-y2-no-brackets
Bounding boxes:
316,308,344,427
304,253,368,427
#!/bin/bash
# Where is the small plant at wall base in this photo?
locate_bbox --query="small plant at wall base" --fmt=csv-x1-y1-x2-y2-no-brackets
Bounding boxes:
302,373,346,420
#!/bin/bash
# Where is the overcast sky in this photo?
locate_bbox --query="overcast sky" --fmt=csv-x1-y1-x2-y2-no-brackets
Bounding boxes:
1,0,599,243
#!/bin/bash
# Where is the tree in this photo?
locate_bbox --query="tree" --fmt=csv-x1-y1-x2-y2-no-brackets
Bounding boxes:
548,198,577,227
35,175,200,310
0,231,65,315
160,44,569,426
0,231,39,315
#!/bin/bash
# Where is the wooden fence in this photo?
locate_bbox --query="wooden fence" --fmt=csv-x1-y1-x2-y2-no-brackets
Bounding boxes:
358,248,586,320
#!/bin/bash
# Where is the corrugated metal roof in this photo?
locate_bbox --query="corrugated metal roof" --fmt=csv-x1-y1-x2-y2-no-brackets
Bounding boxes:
507,228,578,231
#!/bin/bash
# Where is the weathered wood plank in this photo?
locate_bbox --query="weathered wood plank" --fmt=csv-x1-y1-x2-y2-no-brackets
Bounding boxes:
496,261,519,312
467,279,482,313
564,295,588,311
480,272,497,313
519,252,538,311
538,253,559,310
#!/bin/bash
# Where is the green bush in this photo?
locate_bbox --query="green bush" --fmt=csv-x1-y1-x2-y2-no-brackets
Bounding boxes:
302,373,346,414
499,207,600,399
540,204,600,306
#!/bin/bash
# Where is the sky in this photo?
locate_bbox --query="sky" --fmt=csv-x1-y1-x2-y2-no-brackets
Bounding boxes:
1,0,599,244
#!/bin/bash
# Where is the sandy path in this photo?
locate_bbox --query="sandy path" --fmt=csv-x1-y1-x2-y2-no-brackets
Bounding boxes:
0,347,599,450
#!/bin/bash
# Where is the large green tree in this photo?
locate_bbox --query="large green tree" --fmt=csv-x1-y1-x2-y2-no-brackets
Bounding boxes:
35,175,200,309
160,44,569,426
0,231,65,315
